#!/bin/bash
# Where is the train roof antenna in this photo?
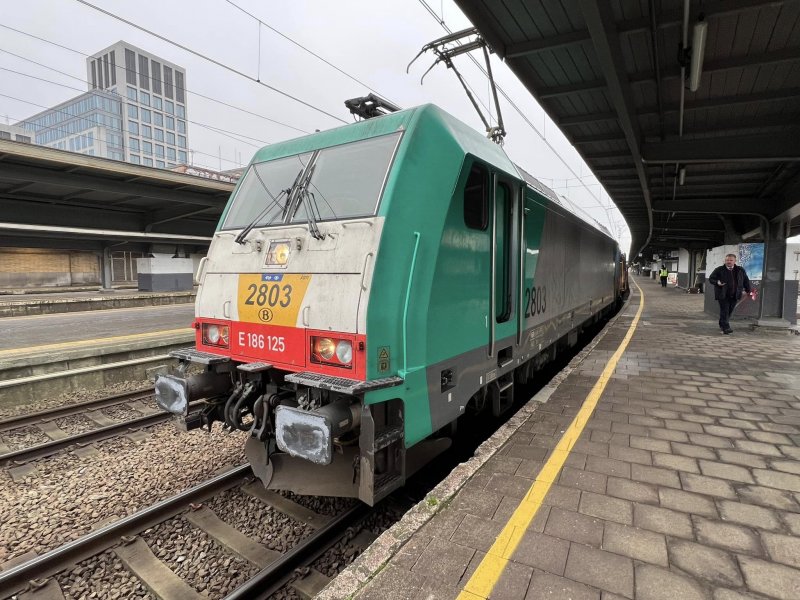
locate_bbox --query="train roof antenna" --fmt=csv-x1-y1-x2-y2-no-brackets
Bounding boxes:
408,27,506,144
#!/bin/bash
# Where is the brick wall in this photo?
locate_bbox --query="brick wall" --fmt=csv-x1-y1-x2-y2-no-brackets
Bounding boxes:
0,248,101,287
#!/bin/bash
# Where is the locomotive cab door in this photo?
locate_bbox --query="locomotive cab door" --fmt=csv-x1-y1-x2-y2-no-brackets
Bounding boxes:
489,173,522,368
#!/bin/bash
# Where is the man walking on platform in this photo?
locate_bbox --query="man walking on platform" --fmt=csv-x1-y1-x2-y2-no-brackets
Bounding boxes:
708,253,752,334
659,265,668,287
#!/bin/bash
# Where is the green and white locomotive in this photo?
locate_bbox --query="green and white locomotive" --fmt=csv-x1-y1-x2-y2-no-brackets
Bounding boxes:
156,103,627,505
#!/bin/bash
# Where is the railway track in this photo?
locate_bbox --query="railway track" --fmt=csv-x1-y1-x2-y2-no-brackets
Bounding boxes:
0,464,373,600
0,389,197,468
0,387,153,432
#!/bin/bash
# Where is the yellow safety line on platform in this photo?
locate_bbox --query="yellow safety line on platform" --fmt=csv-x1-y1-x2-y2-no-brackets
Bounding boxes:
458,281,645,600
0,328,192,358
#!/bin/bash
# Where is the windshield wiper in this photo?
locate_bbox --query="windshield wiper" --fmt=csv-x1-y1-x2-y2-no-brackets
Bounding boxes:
234,168,303,245
291,164,326,240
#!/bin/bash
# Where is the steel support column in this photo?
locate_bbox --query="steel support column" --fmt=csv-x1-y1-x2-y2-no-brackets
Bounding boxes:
760,220,790,322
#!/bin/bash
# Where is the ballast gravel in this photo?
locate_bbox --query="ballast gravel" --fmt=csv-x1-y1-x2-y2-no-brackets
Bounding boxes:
277,489,356,517
57,552,153,600
0,425,50,451
55,414,97,435
205,488,313,553
0,422,247,564
311,502,404,577
101,403,147,422
0,379,150,420
141,518,257,597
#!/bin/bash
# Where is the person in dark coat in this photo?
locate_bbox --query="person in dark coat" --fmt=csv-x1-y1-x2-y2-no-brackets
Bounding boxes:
708,253,752,334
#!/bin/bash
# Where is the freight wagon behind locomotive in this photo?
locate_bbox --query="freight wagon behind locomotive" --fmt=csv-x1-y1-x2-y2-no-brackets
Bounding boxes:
155,103,628,505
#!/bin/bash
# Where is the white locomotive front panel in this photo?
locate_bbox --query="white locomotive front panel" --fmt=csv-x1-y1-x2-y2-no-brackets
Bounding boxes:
192,219,384,378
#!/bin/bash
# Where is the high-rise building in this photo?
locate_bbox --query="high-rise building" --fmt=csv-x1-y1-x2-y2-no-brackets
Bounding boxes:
0,122,32,143
17,41,189,169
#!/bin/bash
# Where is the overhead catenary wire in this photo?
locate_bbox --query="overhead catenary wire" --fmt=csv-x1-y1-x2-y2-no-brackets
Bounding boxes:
223,0,398,107
74,0,348,125
0,26,309,136
0,37,291,167
0,66,266,155
1,4,400,171
417,0,621,234
0,92,243,171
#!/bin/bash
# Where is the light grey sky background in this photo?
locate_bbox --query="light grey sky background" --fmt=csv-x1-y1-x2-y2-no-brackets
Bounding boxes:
0,0,632,253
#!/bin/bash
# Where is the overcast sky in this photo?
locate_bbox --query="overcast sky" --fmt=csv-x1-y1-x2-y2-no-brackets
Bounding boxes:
0,0,632,253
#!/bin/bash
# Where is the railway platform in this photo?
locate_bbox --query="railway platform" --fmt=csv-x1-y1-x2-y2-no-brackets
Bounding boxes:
0,303,194,406
0,287,196,318
321,275,800,600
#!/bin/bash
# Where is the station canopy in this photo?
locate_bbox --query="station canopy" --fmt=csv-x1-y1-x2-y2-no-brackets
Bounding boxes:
0,139,233,245
454,0,800,258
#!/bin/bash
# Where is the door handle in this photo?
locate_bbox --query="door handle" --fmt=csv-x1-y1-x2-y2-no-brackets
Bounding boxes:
195,256,208,284
361,252,374,291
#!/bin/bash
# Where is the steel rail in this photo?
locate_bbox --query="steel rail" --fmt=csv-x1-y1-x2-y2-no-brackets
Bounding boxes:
0,401,201,465
223,501,372,600
0,464,252,599
0,388,153,432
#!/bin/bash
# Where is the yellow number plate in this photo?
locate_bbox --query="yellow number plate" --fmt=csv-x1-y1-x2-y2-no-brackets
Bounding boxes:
237,274,311,326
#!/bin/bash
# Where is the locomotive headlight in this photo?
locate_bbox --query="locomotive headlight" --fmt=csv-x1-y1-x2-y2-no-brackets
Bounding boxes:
266,240,291,266
206,324,221,344
310,335,354,369
274,243,290,264
314,337,336,360
335,340,353,365
202,323,229,348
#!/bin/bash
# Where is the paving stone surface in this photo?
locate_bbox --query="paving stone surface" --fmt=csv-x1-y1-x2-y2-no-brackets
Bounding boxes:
353,278,800,599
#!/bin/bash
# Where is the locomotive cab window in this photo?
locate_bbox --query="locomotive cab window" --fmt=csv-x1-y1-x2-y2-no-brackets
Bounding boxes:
290,132,400,223
464,163,489,230
222,153,313,230
222,131,401,231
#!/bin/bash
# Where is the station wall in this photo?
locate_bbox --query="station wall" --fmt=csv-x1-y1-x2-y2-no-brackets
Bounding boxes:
786,243,800,324
786,243,800,282
0,248,100,288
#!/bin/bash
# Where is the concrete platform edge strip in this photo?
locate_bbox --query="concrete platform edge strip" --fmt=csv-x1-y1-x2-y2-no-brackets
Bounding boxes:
0,355,171,389
0,292,196,318
315,291,640,600
0,291,195,306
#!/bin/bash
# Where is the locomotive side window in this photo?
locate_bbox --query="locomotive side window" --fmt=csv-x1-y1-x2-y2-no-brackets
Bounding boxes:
464,163,488,230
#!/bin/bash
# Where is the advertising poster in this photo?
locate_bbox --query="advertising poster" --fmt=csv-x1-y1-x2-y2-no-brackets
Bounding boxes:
738,243,764,281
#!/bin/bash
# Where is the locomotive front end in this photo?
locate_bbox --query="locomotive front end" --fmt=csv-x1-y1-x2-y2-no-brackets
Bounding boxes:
155,127,407,505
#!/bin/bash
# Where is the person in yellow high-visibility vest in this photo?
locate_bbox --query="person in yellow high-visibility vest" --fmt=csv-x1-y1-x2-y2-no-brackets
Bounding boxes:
659,265,668,287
